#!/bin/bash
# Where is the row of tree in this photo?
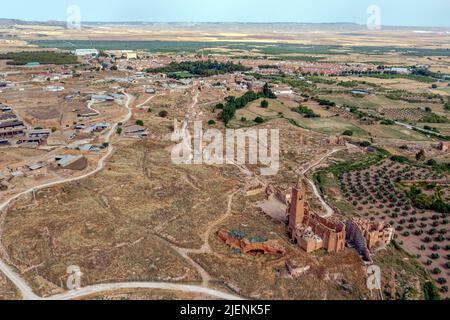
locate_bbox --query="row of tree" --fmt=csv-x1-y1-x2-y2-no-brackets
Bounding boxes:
148,60,250,78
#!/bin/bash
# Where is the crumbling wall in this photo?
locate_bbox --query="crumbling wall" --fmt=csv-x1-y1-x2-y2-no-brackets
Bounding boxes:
345,220,372,262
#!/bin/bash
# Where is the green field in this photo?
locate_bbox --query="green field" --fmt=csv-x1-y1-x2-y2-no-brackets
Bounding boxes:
0,51,78,65
31,40,450,56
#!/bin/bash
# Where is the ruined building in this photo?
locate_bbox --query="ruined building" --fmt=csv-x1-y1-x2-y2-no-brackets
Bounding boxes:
218,229,286,255
346,218,394,261
437,141,450,152
327,136,348,146
287,180,346,253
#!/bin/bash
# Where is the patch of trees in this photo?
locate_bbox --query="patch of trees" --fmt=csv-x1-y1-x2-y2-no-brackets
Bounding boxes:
148,60,250,78
0,51,78,65
291,105,320,118
258,65,279,69
407,185,450,214
219,84,276,125
390,155,409,163
317,99,336,107
381,119,395,125
420,113,449,124
343,104,371,120
337,80,359,88
423,282,441,300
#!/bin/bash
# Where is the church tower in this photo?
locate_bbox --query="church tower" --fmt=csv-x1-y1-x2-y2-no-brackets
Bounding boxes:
288,178,306,234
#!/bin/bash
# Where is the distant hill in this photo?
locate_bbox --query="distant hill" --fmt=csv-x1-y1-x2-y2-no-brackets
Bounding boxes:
0,18,65,27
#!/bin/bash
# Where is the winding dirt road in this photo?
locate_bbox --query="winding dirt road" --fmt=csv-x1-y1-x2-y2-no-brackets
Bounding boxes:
0,93,244,301
302,148,345,218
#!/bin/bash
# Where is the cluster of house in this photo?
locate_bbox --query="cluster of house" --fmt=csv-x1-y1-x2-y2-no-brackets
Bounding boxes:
0,103,25,145
0,154,89,181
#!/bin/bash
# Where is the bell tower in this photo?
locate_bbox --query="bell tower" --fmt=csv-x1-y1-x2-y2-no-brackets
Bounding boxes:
288,178,306,233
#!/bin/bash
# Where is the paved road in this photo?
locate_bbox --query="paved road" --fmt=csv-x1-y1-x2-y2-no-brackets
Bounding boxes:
395,121,445,138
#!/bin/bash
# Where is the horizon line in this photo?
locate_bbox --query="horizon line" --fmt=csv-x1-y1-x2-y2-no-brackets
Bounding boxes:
1,18,450,29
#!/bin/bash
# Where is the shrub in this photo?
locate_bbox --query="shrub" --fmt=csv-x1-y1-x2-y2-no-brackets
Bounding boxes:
260,100,269,108
423,282,441,300
159,110,168,118
254,117,265,124
342,130,353,136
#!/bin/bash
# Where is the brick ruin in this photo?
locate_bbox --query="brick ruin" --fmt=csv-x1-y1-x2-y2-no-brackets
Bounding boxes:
437,141,450,152
327,136,348,146
346,218,394,262
286,179,394,258
287,180,346,253
217,229,286,255
218,179,395,260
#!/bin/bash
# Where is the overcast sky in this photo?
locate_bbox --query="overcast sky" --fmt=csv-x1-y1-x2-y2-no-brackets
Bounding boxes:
2,0,450,27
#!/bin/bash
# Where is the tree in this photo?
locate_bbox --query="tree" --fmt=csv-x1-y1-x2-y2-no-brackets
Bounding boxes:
254,117,265,124
342,130,353,137
260,100,269,108
159,110,168,118
262,83,277,99
416,150,426,162
116,127,122,135
423,282,441,300
136,120,144,126
208,119,216,125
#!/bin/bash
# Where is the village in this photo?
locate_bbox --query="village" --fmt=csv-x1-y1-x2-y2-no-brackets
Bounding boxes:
0,39,449,301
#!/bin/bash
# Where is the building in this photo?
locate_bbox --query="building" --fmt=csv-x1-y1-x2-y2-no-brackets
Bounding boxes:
44,85,65,92
346,218,394,262
25,62,41,68
0,105,12,112
61,112,78,129
390,67,410,75
0,120,25,138
56,155,88,170
91,94,114,102
328,136,347,146
122,51,138,60
287,180,346,253
28,129,52,139
217,229,285,255
122,125,148,137
74,49,99,57
0,113,17,121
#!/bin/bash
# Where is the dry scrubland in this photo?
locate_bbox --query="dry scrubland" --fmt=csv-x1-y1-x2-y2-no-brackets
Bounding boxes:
0,106,434,299
1,131,239,296
0,273,21,300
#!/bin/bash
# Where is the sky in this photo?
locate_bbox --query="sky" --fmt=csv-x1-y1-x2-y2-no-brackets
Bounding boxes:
1,0,450,27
